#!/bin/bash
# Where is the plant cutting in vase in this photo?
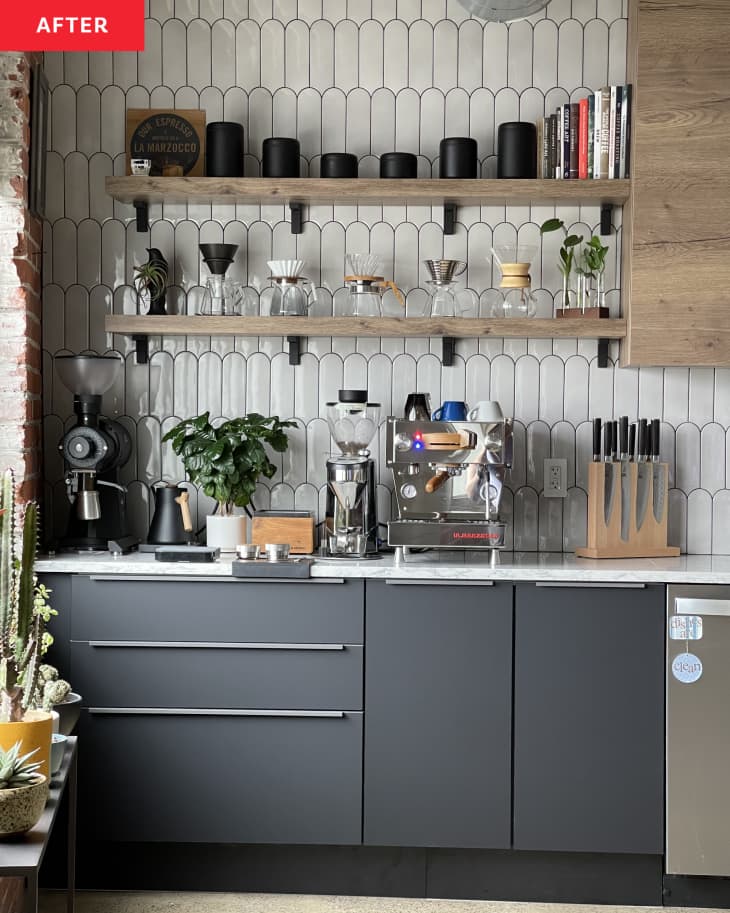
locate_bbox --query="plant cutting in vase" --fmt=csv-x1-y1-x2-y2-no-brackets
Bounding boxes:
162,412,296,551
539,218,583,312
0,741,49,836
579,234,610,314
134,247,168,315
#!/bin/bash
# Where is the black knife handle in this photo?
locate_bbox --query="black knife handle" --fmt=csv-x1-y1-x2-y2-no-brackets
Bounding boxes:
593,418,602,458
629,423,636,461
651,419,661,459
604,421,613,460
637,419,648,458
619,416,629,455
611,420,619,458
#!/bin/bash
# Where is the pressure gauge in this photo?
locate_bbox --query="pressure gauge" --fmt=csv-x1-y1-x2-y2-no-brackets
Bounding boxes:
400,483,418,500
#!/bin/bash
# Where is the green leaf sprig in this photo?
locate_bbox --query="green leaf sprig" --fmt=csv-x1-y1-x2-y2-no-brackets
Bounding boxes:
539,218,583,280
162,412,296,516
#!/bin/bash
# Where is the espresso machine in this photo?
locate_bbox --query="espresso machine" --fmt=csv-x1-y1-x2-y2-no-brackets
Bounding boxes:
324,390,380,558
55,355,137,552
386,408,513,554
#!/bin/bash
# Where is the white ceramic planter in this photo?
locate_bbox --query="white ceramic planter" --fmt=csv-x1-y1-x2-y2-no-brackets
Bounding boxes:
206,514,247,552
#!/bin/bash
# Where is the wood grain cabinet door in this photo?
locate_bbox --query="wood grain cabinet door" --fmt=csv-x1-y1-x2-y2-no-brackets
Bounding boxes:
623,0,730,365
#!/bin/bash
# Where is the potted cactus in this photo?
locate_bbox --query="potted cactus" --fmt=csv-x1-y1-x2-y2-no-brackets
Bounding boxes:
0,741,49,836
0,469,69,776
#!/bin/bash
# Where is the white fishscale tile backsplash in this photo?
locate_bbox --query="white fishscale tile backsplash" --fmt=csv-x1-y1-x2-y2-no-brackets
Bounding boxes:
41,0,730,552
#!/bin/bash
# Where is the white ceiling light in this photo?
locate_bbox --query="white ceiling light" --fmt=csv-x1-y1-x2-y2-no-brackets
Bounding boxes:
455,0,551,22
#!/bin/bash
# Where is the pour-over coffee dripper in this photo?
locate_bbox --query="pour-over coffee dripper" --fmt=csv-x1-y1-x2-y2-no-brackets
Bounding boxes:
423,259,476,317
489,244,538,317
198,244,244,316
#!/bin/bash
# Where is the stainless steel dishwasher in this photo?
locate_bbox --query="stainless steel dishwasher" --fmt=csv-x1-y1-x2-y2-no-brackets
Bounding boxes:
667,584,730,875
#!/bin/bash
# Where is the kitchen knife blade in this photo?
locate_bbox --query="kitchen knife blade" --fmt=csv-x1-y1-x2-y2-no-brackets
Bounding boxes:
635,419,650,531
651,420,665,524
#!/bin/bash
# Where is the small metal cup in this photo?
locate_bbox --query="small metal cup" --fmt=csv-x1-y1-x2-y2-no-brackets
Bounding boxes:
265,543,290,562
131,158,152,176
236,544,260,560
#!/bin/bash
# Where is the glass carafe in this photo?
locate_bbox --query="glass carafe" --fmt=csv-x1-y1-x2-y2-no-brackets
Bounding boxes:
489,245,538,318
270,277,317,316
198,277,244,316
426,280,478,317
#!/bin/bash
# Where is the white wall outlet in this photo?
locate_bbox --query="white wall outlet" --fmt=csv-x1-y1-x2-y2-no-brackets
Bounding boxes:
543,458,568,498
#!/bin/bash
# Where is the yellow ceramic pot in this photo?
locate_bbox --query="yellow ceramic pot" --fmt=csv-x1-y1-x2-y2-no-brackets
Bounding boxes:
0,710,53,779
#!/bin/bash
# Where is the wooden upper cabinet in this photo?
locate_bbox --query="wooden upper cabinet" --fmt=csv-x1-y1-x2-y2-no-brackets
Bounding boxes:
622,0,730,365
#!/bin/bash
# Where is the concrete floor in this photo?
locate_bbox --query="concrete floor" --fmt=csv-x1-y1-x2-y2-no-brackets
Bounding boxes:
37,895,726,913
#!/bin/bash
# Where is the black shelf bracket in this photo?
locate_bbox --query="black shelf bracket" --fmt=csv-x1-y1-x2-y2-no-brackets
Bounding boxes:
443,203,457,235
289,203,304,234
597,338,610,368
287,335,302,365
134,200,149,233
442,336,456,366
132,334,149,365
600,204,612,236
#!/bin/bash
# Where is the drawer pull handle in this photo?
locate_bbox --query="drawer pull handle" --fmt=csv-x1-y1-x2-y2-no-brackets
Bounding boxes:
675,598,730,617
88,575,345,584
85,641,346,651
384,579,494,587
535,582,646,589
88,707,345,718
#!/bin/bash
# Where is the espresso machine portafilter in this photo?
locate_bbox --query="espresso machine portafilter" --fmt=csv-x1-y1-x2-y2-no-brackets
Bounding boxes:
55,355,137,552
386,407,512,553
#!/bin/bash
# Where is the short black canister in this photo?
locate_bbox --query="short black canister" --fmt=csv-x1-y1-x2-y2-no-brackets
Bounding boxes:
262,137,300,178
206,122,244,177
497,122,537,178
380,152,418,179
320,153,358,178
439,137,478,178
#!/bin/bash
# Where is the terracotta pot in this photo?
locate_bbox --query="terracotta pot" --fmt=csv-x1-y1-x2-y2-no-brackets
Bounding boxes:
0,776,49,837
0,711,53,779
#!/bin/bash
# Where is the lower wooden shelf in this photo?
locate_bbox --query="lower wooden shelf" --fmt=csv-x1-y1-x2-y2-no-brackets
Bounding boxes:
104,315,625,367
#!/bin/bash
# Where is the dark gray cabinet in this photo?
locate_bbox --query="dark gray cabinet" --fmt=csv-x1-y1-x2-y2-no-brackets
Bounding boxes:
513,583,664,854
363,580,513,849
79,709,363,843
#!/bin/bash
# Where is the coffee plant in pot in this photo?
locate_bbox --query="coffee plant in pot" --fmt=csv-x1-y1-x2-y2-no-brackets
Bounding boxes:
163,412,295,551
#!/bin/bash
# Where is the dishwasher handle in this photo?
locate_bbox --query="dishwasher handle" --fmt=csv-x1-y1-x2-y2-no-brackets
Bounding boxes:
675,597,730,617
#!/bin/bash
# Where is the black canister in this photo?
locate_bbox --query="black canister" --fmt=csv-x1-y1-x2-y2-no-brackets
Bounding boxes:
497,122,537,178
439,137,478,178
262,137,300,178
206,122,244,177
380,152,418,179
320,153,358,178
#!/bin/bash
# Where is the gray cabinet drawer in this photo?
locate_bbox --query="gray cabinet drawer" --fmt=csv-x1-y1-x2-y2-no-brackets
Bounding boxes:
71,576,363,644
78,708,363,844
70,640,363,710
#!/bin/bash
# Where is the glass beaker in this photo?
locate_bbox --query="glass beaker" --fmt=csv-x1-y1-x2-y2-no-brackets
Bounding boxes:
270,277,317,316
344,278,403,317
198,278,244,316
426,280,478,317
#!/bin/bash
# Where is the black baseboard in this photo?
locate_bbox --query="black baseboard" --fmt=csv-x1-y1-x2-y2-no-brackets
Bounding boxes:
664,875,730,908
63,842,663,904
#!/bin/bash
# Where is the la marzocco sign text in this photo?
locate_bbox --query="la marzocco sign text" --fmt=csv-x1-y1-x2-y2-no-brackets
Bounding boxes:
2,2,144,51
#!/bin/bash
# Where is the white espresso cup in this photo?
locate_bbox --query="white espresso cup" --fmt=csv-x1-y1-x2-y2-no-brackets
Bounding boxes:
468,400,503,422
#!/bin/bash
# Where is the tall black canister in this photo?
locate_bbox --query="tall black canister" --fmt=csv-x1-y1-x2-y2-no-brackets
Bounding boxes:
206,122,244,177
497,122,537,178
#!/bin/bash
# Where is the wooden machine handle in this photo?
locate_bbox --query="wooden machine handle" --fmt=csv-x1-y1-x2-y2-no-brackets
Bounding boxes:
421,431,475,450
175,491,193,532
425,470,452,493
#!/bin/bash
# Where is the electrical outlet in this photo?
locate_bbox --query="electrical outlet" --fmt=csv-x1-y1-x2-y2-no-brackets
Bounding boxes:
543,458,568,498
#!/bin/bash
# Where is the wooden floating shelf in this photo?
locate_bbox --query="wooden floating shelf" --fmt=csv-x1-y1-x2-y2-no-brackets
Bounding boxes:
105,315,627,340
106,176,631,208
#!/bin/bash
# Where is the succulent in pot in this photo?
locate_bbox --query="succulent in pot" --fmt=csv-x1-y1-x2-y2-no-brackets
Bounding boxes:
0,741,49,837
162,412,296,551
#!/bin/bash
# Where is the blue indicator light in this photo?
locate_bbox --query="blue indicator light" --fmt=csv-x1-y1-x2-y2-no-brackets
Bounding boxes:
413,441,424,450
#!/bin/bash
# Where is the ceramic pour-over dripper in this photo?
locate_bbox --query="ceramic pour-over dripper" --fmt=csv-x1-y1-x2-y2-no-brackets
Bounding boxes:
267,259,306,279
200,243,238,276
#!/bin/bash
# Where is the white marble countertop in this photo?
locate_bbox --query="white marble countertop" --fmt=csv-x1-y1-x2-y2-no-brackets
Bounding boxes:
34,550,730,584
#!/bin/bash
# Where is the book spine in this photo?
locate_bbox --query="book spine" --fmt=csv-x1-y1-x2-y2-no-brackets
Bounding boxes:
569,102,579,179
608,85,617,178
620,83,632,178
593,91,602,179
578,97,589,179
549,113,558,178
536,118,544,178
587,94,595,179
562,104,571,179
613,85,623,178
542,116,551,178
599,87,611,179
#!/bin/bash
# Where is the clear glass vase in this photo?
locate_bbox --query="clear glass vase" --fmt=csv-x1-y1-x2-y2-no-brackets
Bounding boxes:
559,273,578,313
590,270,606,312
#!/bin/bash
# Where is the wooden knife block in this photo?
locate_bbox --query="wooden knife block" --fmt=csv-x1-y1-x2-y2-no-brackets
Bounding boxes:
576,461,680,559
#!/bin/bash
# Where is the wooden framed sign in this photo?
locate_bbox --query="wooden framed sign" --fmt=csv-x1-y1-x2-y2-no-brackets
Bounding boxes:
126,109,206,176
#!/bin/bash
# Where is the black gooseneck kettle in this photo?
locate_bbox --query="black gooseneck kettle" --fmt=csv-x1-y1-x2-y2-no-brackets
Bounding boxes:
147,482,195,545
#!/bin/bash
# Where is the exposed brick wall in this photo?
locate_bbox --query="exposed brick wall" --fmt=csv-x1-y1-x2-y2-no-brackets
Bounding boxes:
0,52,43,503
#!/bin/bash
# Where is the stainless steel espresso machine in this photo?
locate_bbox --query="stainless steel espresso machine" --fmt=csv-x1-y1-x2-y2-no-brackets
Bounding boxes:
324,390,380,558
55,355,137,552
386,408,512,554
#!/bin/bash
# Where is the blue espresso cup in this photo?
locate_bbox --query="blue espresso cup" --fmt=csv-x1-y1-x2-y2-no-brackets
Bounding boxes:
432,400,468,421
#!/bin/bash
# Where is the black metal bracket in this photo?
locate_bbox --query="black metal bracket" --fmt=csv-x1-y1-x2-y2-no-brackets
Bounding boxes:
600,204,612,236
134,200,149,233
289,203,303,234
597,338,610,368
443,203,457,235
442,337,456,366
132,334,149,365
287,335,302,365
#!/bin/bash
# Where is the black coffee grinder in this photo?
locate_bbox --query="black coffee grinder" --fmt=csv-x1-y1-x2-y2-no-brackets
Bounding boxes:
55,355,137,552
